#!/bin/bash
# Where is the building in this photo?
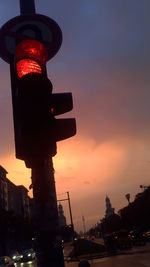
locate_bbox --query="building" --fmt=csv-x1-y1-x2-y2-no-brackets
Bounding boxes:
58,203,66,228
6,177,18,214
0,166,8,211
17,185,30,218
0,165,30,218
6,177,30,218
105,195,114,218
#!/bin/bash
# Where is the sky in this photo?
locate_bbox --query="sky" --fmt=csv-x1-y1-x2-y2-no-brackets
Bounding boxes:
0,0,150,232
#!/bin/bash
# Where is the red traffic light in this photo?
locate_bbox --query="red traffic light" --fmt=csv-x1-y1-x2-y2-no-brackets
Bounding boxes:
16,59,42,78
15,39,48,78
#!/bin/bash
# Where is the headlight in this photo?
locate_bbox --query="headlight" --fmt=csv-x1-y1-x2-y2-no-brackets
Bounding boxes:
13,256,16,259
28,253,31,257
20,255,23,258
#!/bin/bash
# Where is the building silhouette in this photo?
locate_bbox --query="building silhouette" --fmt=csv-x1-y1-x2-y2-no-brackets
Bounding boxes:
105,195,114,218
0,165,67,221
0,165,30,218
0,166,8,210
58,203,66,228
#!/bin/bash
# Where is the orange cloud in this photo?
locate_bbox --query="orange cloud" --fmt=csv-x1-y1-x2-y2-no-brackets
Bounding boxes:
54,136,127,193
1,135,150,231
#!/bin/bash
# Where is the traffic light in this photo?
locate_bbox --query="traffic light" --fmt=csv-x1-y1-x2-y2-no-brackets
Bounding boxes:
11,39,76,168
51,93,76,141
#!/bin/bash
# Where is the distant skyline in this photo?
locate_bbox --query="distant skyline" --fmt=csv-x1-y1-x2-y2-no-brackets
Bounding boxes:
0,0,150,232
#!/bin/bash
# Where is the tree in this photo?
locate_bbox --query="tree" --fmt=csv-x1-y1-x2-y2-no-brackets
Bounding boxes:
120,186,150,230
125,193,130,204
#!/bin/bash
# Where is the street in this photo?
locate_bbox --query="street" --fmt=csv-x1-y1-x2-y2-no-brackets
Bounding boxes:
89,253,150,267
14,250,150,267
65,252,150,266
63,242,74,260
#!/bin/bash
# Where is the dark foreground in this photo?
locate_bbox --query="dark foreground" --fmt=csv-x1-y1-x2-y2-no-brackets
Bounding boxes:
66,252,150,267
13,242,150,267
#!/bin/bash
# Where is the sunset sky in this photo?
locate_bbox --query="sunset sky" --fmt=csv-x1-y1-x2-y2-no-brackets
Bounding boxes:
0,0,150,232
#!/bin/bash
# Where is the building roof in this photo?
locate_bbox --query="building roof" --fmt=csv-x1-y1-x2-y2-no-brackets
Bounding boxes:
0,165,8,175
17,185,29,193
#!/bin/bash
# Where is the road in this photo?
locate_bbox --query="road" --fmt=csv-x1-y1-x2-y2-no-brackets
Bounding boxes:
15,251,150,267
14,242,150,266
66,252,150,266
89,252,150,267
63,242,74,260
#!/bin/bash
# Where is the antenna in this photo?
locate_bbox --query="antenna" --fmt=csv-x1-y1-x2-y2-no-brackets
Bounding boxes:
82,215,86,236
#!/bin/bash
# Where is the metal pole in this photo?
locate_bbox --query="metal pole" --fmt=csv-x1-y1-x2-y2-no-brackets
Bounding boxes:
20,0,36,15
82,215,86,237
31,158,65,267
66,192,78,260
67,191,75,236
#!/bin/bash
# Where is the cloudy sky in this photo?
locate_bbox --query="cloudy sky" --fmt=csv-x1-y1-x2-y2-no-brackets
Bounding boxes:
0,0,150,232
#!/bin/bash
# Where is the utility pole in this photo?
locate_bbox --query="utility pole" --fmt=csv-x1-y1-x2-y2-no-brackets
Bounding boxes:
57,191,75,240
82,215,86,237
0,0,76,266
67,191,75,238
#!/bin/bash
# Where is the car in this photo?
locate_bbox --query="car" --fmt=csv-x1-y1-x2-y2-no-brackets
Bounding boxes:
21,249,36,262
12,251,23,262
113,230,132,249
0,256,14,266
143,231,150,242
129,230,146,246
104,233,117,253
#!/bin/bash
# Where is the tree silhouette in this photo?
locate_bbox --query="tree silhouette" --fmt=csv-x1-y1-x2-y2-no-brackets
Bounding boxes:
125,193,130,204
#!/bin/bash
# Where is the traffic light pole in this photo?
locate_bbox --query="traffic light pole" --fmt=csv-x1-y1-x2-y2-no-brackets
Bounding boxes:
31,158,65,267
20,0,36,14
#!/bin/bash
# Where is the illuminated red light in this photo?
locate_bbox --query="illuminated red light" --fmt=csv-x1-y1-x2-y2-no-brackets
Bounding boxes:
15,39,48,78
51,108,54,114
16,59,42,78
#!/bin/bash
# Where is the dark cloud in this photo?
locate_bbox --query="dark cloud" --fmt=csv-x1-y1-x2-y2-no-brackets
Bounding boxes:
42,0,150,144
0,0,150,150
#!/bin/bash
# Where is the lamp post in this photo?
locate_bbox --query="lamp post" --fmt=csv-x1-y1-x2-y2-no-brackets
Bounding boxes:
57,191,75,240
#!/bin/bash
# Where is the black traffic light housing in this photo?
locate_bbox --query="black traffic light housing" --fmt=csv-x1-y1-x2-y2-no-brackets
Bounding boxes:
10,39,76,168
51,93,76,141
